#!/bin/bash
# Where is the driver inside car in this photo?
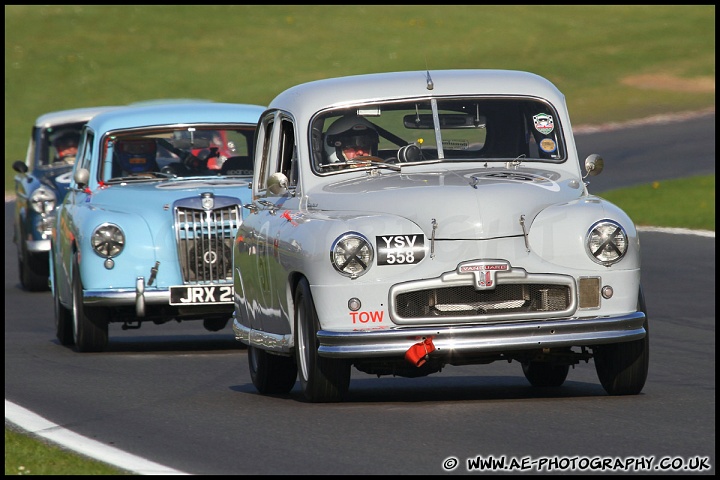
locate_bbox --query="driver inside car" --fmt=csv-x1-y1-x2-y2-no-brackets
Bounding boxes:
113,138,159,176
51,131,80,164
324,115,380,163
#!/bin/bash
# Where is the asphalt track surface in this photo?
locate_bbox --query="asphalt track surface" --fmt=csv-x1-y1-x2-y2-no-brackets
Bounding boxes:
5,110,715,474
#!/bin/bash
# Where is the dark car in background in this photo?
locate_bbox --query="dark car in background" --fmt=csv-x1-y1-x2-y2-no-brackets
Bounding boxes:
12,106,117,291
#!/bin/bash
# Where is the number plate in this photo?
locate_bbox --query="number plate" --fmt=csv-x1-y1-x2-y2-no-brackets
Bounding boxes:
376,234,425,265
169,285,234,305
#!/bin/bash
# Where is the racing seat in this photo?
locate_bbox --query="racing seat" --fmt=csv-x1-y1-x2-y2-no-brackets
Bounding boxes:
220,156,253,176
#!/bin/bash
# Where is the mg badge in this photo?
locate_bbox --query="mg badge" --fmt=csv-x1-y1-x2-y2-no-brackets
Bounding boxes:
201,192,214,210
457,260,510,290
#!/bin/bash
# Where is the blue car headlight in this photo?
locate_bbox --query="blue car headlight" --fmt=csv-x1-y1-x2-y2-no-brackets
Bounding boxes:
91,223,125,258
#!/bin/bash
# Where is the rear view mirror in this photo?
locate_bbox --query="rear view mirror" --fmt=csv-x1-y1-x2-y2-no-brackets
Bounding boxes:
173,138,211,149
403,113,485,129
268,172,289,195
583,154,604,178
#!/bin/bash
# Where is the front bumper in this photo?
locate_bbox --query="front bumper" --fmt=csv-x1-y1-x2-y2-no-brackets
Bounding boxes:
83,277,168,317
233,311,646,358
84,276,232,317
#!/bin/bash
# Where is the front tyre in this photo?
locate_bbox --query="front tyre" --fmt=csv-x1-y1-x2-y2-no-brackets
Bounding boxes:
594,286,649,395
521,362,570,387
203,318,229,332
19,247,49,292
53,259,73,346
71,254,109,352
294,278,350,403
248,345,297,394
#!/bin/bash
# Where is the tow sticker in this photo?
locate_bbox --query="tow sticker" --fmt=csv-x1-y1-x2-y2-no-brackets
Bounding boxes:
376,235,425,265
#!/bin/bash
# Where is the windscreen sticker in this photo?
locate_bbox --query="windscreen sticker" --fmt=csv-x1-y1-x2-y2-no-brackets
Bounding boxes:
376,235,425,265
533,113,554,134
539,138,557,153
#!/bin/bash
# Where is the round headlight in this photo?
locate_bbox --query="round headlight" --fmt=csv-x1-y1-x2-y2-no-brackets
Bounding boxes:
91,223,125,258
330,232,373,278
29,187,56,214
586,220,628,266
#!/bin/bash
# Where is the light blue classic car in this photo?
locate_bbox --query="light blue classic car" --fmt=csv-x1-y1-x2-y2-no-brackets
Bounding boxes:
13,106,117,291
50,102,264,352
232,70,648,402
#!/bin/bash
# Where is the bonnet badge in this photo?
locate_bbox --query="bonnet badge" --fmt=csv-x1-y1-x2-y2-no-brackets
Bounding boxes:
201,192,214,210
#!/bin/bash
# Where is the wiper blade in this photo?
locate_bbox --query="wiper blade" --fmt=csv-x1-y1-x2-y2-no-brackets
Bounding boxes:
106,172,172,183
366,162,401,172
319,156,401,172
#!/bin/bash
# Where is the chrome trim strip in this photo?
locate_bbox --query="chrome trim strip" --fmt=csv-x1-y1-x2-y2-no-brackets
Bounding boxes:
232,317,292,353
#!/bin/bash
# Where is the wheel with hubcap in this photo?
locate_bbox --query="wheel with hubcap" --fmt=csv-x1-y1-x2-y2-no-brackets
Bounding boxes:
294,277,350,403
52,250,73,345
594,286,649,395
71,254,109,352
53,278,73,346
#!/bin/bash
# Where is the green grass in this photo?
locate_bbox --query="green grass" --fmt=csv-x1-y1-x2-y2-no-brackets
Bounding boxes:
4,5,715,194
601,175,715,231
4,427,130,475
4,5,715,476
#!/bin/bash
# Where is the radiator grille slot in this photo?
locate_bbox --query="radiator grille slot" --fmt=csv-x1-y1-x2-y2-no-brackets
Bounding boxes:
395,284,571,319
175,205,240,283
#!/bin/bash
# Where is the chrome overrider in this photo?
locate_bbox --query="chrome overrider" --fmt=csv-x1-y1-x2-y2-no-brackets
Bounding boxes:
82,276,168,317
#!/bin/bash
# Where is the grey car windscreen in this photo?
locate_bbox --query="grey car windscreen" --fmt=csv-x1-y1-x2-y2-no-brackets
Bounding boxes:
311,97,565,174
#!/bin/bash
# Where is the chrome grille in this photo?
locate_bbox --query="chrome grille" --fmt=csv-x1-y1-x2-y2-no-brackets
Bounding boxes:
390,270,576,325
174,203,241,284
396,284,571,318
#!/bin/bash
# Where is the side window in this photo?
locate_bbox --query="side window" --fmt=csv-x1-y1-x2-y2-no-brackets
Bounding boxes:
77,131,93,171
255,115,275,194
278,117,297,188
26,129,38,168
71,130,94,187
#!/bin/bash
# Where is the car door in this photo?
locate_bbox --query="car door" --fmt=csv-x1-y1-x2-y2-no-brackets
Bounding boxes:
263,114,300,334
239,111,280,334
54,127,95,303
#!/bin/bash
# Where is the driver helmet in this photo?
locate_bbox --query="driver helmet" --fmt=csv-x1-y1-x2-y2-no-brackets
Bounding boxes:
324,115,379,163
115,138,158,174
51,130,80,164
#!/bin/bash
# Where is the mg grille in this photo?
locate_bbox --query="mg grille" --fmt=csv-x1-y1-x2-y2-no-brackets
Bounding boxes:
395,284,571,319
175,204,240,283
